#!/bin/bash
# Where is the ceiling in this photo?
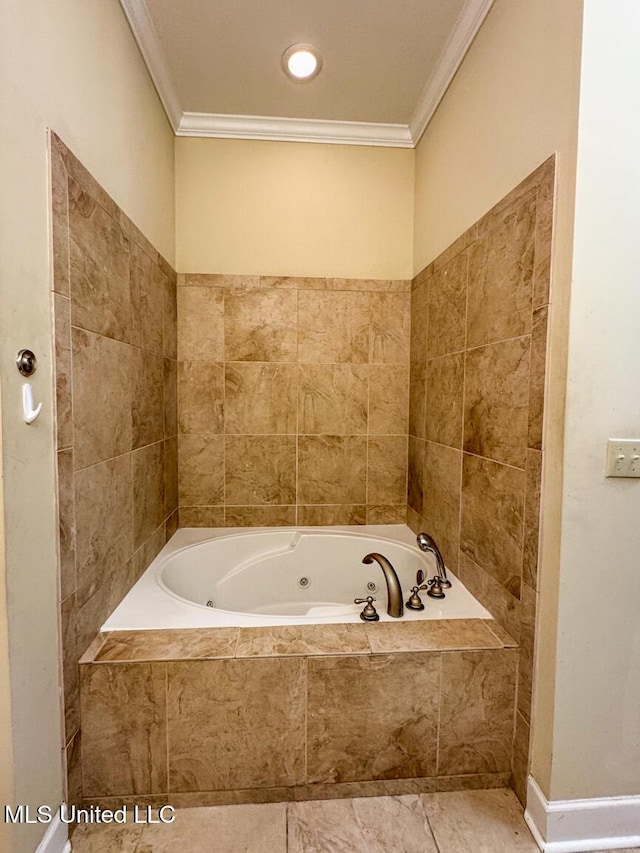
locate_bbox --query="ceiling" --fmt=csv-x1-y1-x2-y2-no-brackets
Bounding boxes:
120,0,494,147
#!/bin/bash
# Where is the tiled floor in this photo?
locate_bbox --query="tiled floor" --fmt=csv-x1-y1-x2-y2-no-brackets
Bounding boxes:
69,788,640,852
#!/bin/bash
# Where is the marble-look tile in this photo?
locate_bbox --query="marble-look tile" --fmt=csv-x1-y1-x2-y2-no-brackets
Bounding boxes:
458,552,521,643
288,795,438,853
74,454,133,607
226,363,297,434
57,449,76,601
130,243,164,354
533,156,555,309
464,337,531,469
518,584,536,723
438,650,517,776
183,273,256,289
167,658,306,791
70,822,144,853
72,328,132,469
422,443,462,571
422,788,538,852
528,305,548,451
163,358,178,438
133,443,165,549
484,620,518,648
132,348,164,449
433,225,477,270
461,454,525,597
297,505,366,526
225,505,296,527
166,510,179,539
523,449,542,590
299,778,436,801
54,293,73,449
407,437,425,514
408,360,426,439
427,249,468,358
367,436,407,505
225,289,297,362
333,278,410,293
307,653,439,783
163,271,178,360
179,506,225,528
96,628,239,662
177,284,224,361
164,436,178,517
177,361,224,434
76,557,137,657
410,278,429,363
426,353,464,448
368,364,409,435
68,177,132,343
135,804,287,853
225,436,296,505
80,662,167,796
370,292,410,363
512,711,531,806
61,595,79,743
467,195,536,349
297,436,367,505
57,134,120,222
236,624,371,657
365,620,502,654
50,135,70,297
436,772,512,792
298,365,368,435
262,275,322,290
64,729,83,810
298,291,369,363
178,435,224,506
366,505,407,524
133,523,165,581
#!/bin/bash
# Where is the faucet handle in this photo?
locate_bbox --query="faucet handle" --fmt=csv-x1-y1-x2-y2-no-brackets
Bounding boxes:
354,596,379,622
406,584,428,611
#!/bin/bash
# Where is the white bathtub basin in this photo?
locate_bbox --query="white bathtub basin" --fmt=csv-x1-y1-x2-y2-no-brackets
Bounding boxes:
103,525,491,630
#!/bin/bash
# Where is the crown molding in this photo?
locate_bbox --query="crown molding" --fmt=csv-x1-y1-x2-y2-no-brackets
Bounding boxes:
121,0,494,147
119,0,182,131
409,0,495,145
177,113,413,147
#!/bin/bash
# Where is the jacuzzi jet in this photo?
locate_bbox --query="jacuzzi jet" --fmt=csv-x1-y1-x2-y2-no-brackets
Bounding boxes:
298,577,310,588
367,581,377,592
206,599,216,608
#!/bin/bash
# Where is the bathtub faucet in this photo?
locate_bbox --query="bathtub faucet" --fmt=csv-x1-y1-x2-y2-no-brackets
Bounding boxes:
416,532,451,589
362,553,403,618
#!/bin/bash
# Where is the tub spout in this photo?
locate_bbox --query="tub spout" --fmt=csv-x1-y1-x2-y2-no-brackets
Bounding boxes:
416,532,451,588
362,553,404,618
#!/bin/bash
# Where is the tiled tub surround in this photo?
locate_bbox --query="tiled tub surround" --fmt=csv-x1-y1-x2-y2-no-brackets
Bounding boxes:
176,275,410,528
50,134,178,809
407,157,555,803
79,619,517,806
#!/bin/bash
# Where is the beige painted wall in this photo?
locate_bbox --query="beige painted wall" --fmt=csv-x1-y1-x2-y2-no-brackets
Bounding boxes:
0,1,174,850
412,0,584,797
176,138,414,279
548,0,640,800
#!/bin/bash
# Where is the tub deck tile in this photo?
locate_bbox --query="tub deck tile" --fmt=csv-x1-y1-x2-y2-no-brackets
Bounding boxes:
236,624,371,658
364,619,503,654
94,628,239,662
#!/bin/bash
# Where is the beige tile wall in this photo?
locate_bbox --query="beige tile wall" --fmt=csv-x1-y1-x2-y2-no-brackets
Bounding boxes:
79,620,515,804
50,134,178,809
176,276,410,527
407,157,555,803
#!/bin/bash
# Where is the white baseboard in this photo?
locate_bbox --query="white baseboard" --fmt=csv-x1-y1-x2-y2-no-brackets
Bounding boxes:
525,775,640,852
35,810,70,853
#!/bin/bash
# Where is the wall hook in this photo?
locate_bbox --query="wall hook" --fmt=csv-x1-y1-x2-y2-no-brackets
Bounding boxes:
22,383,43,424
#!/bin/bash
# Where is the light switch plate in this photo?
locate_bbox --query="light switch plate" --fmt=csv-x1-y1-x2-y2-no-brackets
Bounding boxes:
606,439,640,478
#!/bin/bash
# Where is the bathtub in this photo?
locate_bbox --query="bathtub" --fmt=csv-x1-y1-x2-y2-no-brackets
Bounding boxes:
103,525,491,631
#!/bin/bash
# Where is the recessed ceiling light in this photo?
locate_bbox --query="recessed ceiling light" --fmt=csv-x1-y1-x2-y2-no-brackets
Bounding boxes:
282,44,322,82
